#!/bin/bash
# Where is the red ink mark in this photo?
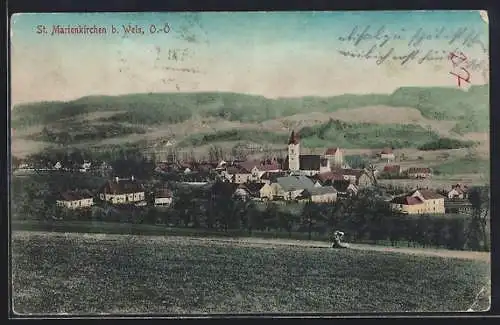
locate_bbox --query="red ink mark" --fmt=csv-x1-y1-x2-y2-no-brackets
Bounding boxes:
449,68,471,87
448,51,468,67
449,51,471,87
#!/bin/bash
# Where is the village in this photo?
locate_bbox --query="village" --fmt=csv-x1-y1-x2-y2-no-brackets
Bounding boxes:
13,131,474,217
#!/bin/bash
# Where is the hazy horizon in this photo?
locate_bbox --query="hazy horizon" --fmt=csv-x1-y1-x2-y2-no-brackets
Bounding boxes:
11,11,489,105
10,84,489,108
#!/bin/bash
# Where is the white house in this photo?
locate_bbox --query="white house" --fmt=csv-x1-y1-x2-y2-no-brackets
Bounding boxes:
324,147,344,167
380,148,395,161
56,190,94,209
99,176,146,205
448,184,469,199
154,188,173,207
222,166,253,184
53,161,62,170
304,186,338,203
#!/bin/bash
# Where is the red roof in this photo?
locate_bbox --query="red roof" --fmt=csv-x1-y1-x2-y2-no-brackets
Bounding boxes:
316,171,344,182
258,163,281,171
288,130,300,145
325,147,340,155
383,165,401,173
413,189,445,200
330,168,365,178
391,195,424,205
100,179,145,194
407,167,431,174
381,148,393,154
236,160,259,173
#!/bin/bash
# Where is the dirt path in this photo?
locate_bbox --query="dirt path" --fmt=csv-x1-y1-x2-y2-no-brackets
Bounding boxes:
185,236,491,262
13,230,490,263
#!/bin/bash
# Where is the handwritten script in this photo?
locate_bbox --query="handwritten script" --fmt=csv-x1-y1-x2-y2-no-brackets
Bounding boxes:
337,25,488,72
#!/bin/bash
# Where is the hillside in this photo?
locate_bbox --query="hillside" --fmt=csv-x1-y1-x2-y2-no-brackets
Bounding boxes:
11,85,489,157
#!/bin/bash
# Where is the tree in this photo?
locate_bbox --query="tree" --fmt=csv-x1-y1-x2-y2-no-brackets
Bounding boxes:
366,163,379,187
344,155,368,169
302,201,324,240
466,186,490,251
264,203,280,231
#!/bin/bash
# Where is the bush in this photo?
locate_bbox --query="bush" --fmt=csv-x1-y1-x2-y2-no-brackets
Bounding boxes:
418,138,475,151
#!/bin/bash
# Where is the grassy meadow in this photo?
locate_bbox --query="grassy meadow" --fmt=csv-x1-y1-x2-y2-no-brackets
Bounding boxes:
12,231,490,315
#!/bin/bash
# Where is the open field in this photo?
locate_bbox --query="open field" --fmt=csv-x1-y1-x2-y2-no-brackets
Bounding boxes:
12,231,490,314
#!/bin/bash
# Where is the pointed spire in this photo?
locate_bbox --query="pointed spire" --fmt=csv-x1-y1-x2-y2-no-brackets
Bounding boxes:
288,130,299,145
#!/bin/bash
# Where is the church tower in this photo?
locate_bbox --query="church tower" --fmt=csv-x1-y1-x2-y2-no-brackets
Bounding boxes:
288,130,300,171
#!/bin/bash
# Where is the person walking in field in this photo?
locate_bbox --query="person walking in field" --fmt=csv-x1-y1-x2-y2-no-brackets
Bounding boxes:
331,230,349,248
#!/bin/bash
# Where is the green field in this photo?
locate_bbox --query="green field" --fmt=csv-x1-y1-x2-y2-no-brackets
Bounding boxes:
433,157,491,175
12,231,490,314
178,120,455,149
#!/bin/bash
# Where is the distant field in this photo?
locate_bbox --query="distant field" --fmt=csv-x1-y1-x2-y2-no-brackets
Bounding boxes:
12,231,490,314
433,157,490,176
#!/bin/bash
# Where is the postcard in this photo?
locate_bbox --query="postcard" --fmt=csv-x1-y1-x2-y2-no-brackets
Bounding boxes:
10,11,490,316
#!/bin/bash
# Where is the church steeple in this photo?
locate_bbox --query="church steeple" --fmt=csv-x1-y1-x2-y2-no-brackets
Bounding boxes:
288,130,300,171
288,130,300,145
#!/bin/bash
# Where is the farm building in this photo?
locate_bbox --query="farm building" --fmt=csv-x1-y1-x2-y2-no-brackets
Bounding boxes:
98,176,146,205
379,148,395,161
302,186,338,203
406,167,432,179
271,175,316,201
313,171,346,186
390,189,445,214
382,165,402,177
331,168,373,187
56,190,94,209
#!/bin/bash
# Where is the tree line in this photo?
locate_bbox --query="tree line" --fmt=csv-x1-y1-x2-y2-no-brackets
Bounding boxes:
11,172,490,252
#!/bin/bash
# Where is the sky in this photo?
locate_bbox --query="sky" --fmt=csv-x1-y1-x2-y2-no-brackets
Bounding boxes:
10,11,489,105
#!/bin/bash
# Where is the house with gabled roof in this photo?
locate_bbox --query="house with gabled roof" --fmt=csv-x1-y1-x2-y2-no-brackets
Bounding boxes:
259,171,289,184
330,167,373,187
222,165,253,184
383,165,402,176
154,188,173,207
233,183,266,201
405,167,432,179
272,175,316,201
324,147,344,167
379,148,395,161
390,189,445,214
313,171,346,186
56,190,94,209
98,176,146,205
332,180,358,198
448,184,469,199
302,186,338,203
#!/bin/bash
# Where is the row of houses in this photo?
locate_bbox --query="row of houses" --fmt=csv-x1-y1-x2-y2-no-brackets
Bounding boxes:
382,165,433,179
56,176,173,210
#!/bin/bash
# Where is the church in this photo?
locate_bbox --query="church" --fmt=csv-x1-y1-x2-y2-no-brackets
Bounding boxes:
282,131,332,176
